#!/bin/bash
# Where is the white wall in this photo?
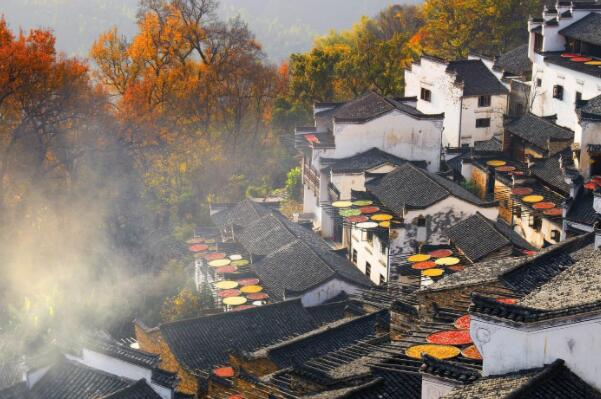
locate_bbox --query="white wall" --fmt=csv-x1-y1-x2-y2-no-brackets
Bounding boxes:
399,197,498,253
421,375,457,399
350,228,389,285
471,313,601,391
330,164,397,201
405,57,506,147
531,60,601,132
333,110,443,172
70,349,173,399
460,95,507,145
296,278,360,307
512,206,563,248
349,196,498,278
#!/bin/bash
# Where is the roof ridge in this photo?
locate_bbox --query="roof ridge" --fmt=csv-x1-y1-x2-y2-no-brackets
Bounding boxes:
499,232,593,281
160,298,305,329
504,360,569,399
257,310,387,357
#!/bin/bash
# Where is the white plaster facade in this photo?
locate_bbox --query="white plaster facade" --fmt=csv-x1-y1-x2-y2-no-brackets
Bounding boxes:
349,195,499,285
66,349,174,399
301,105,444,238
287,278,360,307
527,4,601,177
421,375,457,399
471,312,601,391
405,57,507,147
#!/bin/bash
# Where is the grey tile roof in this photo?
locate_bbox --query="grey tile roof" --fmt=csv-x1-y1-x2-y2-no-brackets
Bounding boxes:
580,94,601,121
544,52,601,79
29,358,133,399
445,212,535,262
211,199,273,228
474,137,502,153
530,148,574,194
250,239,372,300
560,12,601,46
332,92,395,123
0,384,30,399
493,44,532,76
102,380,162,399
567,189,596,227
237,212,333,255
331,91,443,123
446,59,509,97
505,113,574,151
426,233,593,292
251,310,388,369
159,299,319,373
320,148,426,174
366,163,491,213
520,244,601,311
84,334,160,370
442,359,601,399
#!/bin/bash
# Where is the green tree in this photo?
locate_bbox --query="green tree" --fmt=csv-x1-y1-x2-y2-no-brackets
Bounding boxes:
418,0,544,60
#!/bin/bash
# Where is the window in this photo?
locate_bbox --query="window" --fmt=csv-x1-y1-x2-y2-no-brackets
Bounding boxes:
516,103,524,115
352,249,357,263
551,230,561,241
476,118,491,128
420,88,432,102
534,33,543,52
553,85,564,100
536,78,542,87
417,215,426,227
531,215,542,230
576,91,582,103
478,95,491,107
380,242,388,255
365,262,371,277
366,231,374,244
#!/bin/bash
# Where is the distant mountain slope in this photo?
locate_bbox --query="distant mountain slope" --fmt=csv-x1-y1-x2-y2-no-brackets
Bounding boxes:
1,0,419,60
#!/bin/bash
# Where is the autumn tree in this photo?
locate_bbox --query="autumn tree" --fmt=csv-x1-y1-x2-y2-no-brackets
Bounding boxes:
161,288,203,322
287,5,422,104
91,0,287,227
417,0,544,60
0,18,102,218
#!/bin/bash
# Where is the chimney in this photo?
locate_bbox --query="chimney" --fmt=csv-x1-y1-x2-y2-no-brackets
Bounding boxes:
563,168,582,199
594,188,601,249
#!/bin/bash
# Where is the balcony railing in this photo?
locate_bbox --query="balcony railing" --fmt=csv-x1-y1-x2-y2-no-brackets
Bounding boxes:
303,161,320,193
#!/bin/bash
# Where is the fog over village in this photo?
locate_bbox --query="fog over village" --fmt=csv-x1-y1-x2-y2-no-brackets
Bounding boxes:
1,1,601,398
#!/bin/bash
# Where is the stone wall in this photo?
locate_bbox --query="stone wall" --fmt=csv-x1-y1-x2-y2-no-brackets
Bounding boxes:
135,324,199,395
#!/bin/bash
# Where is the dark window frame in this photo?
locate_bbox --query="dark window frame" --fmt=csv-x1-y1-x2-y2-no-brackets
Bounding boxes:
476,118,491,128
478,95,492,107
553,85,564,100
352,249,357,263
365,262,371,277
420,88,432,102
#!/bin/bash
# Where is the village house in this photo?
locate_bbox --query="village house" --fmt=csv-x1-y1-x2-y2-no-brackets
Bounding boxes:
444,212,536,264
527,1,601,177
346,162,497,285
423,357,600,399
294,91,445,238
133,299,351,397
208,200,373,306
0,334,180,399
405,56,509,147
